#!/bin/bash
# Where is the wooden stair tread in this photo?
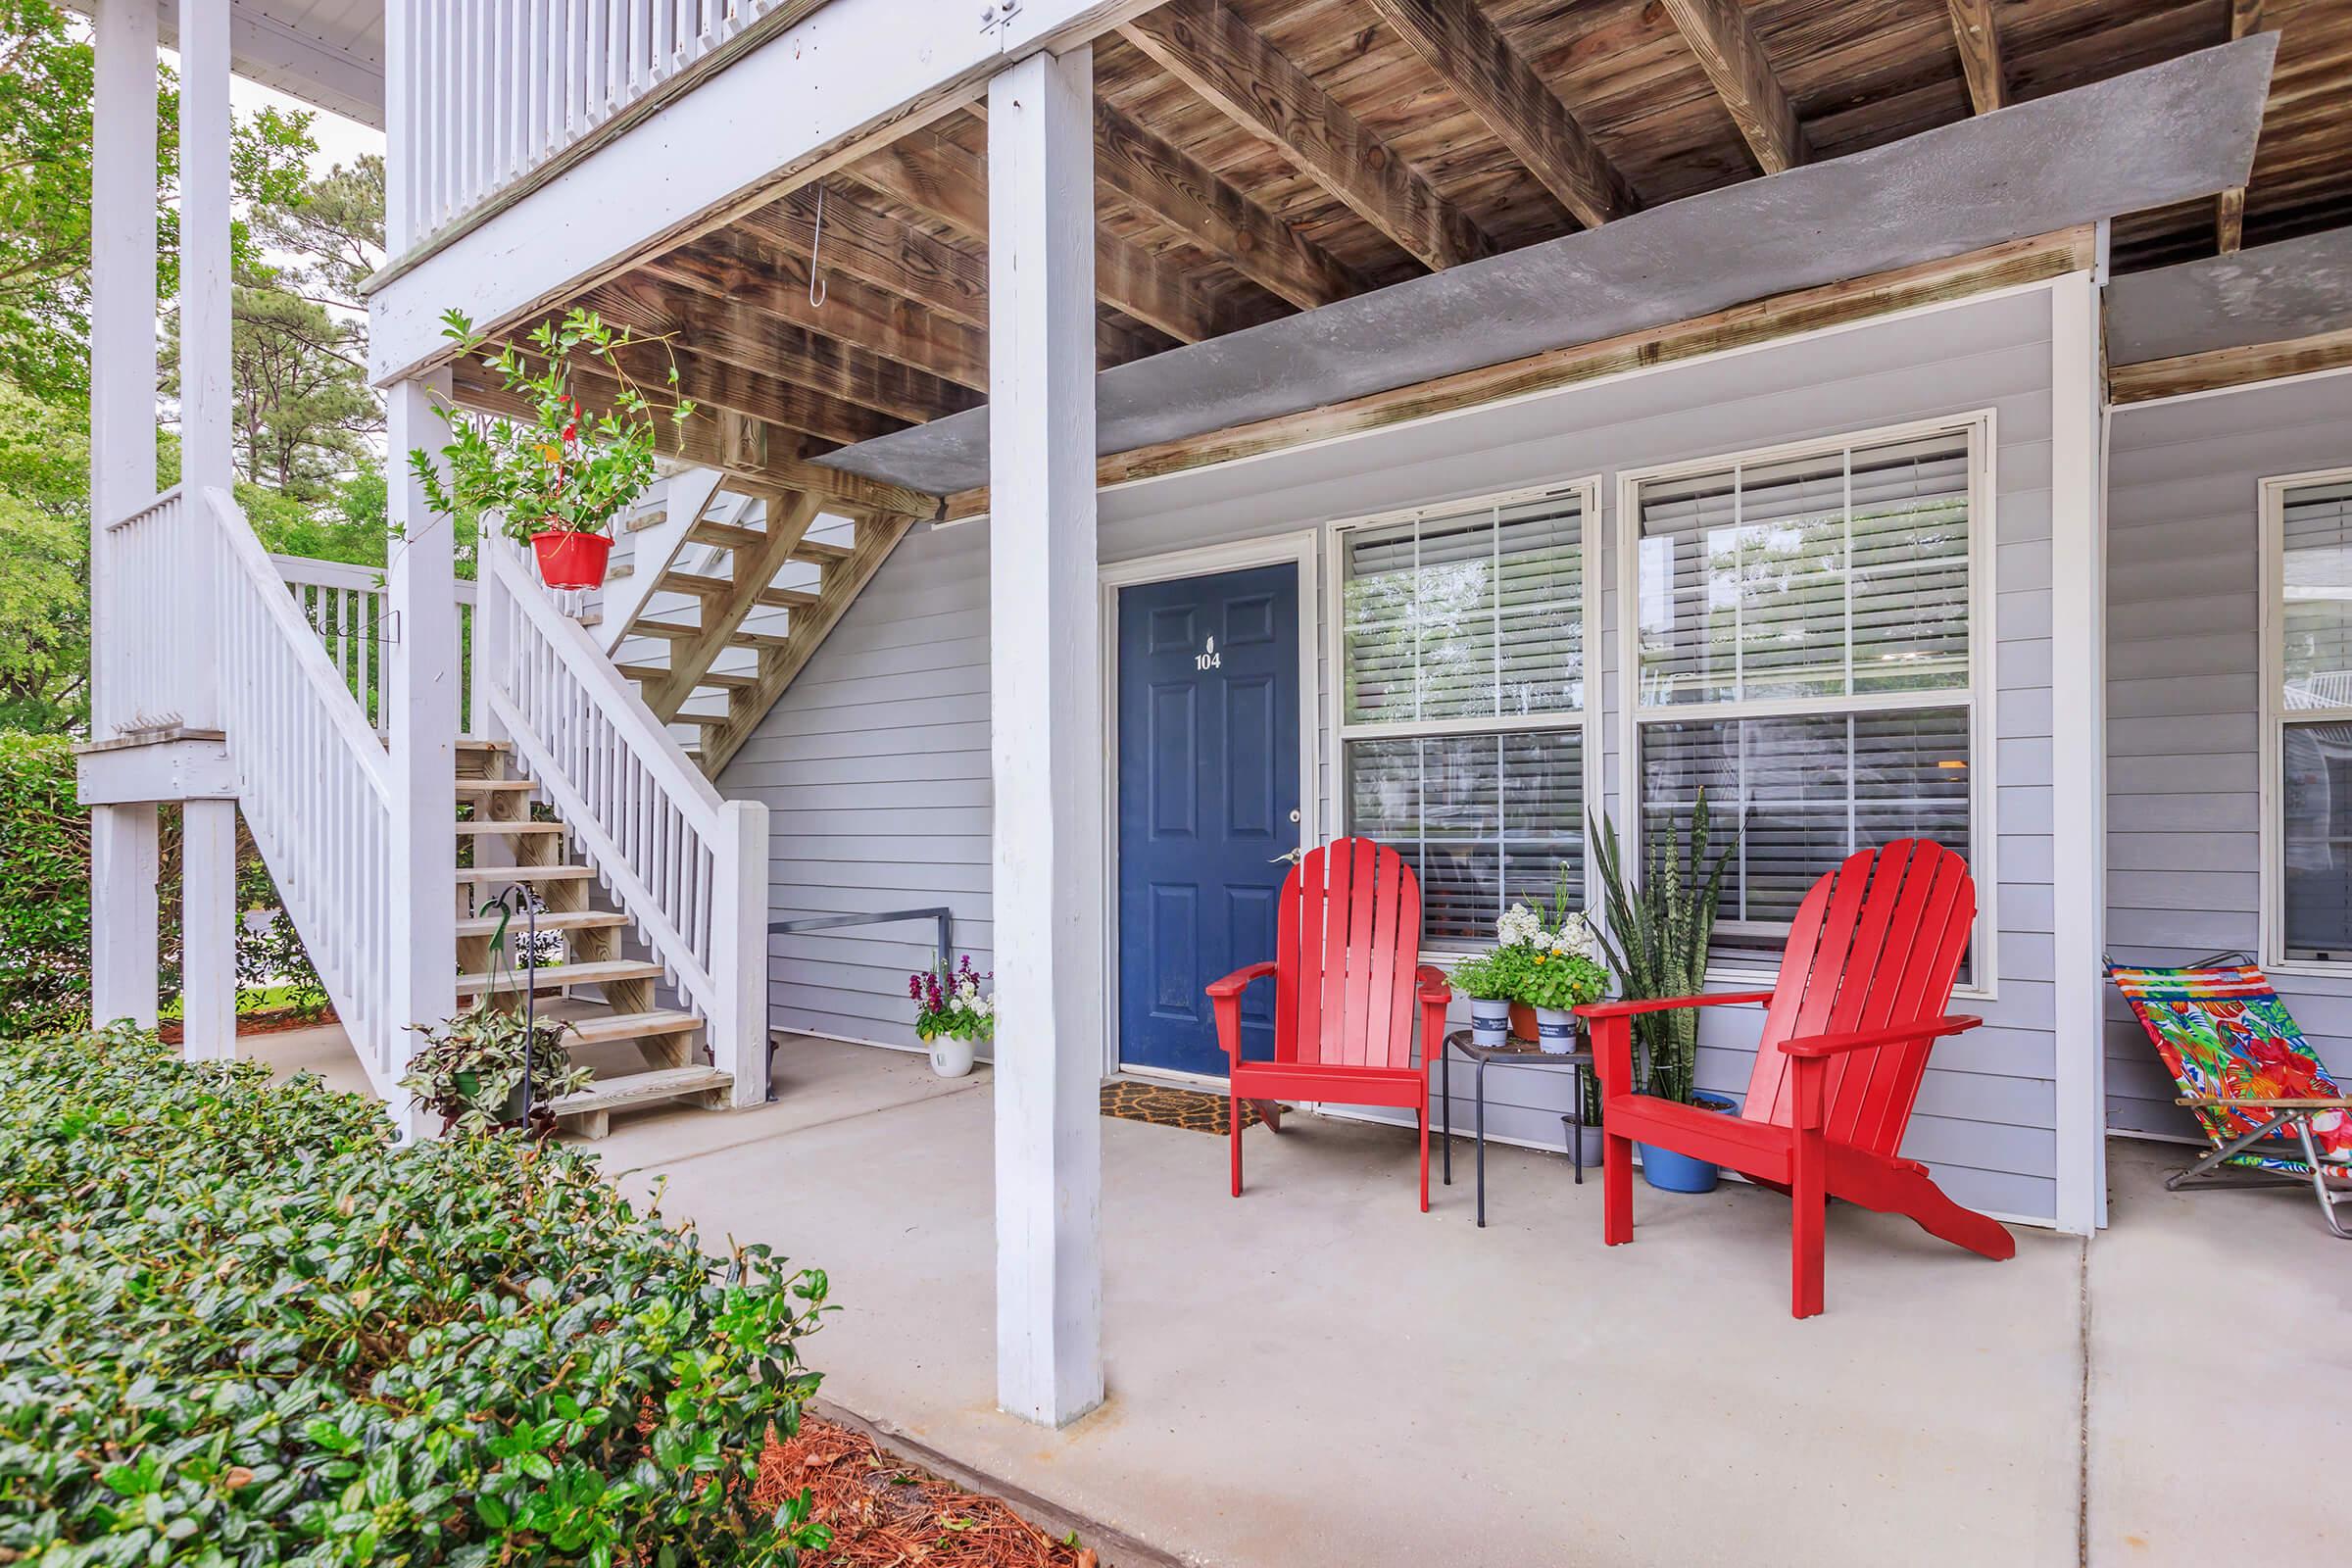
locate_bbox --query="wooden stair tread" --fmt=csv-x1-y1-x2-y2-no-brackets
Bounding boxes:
628,618,790,652
563,1008,702,1045
688,518,765,549
659,570,818,612
614,661,757,691
552,1064,730,1114
453,863,594,883
454,957,665,994
454,778,536,794
454,819,564,836
454,909,629,938
793,538,854,565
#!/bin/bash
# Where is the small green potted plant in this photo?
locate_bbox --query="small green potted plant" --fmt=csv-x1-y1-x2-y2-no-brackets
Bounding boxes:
401,1000,592,1135
1449,949,1520,1047
1519,917,1608,1054
409,306,693,591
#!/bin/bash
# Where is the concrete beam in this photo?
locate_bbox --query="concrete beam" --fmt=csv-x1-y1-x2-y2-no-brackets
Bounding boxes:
815,35,2278,499
2107,227,2352,367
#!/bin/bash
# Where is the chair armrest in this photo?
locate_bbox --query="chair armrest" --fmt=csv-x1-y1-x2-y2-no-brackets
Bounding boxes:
2176,1096,2352,1110
1780,1014,1981,1059
1575,991,1775,1021
1414,963,1451,1004
1206,961,1279,1001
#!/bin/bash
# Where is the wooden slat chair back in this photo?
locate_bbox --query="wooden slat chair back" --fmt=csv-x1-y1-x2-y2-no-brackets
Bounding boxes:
1209,837,1450,1210
1741,838,1977,1153
1273,838,1424,1071
1578,837,2012,1317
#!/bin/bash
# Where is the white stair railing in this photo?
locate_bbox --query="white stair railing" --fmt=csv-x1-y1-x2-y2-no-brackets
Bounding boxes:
478,539,770,1105
270,555,480,735
100,488,206,735
205,489,405,1098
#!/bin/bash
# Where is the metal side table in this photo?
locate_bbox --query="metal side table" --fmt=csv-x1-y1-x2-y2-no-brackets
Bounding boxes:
1440,1029,1595,1228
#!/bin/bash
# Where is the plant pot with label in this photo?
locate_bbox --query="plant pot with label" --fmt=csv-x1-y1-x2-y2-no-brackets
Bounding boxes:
921,1031,976,1079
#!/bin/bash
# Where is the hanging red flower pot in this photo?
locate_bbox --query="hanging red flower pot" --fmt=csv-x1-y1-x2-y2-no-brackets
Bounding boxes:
530,528,612,590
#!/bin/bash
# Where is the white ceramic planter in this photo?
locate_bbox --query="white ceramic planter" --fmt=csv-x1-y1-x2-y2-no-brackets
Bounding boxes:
925,1033,976,1078
1534,1006,1577,1054
1468,997,1511,1048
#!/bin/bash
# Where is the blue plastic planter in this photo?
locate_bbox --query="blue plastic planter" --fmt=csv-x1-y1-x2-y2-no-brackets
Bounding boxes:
1636,1094,1738,1194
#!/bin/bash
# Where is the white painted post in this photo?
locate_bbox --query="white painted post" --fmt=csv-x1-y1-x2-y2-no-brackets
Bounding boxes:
386,372,461,1139
179,800,239,1059
174,0,236,1049
2049,266,2108,1236
712,798,773,1107
986,44,1104,1429
88,0,162,1026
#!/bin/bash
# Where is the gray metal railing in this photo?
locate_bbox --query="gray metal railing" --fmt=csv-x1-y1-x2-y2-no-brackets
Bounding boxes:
763,906,957,1095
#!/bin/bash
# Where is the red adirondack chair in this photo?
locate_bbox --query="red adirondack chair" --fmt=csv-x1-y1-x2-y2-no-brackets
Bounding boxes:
1207,839,1452,1210
1576,839,2015,1318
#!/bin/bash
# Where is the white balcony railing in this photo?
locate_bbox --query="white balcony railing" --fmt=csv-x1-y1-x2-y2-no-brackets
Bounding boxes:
397,0,796,248
270,555,479,736
100,488,211,735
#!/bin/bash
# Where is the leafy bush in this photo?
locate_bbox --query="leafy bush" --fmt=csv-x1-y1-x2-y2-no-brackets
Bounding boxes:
0,1029,832,1566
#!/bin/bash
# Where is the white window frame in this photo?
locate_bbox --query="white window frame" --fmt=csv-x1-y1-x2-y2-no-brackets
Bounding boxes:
1322,476,1605,957
1613,412,2000,997
2259,465,2352,976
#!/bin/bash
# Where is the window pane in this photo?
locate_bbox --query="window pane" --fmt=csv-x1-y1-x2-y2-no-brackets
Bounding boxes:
1342,492,1584,726
2283,720,2352,958
2282,478,2352,710
1346,728,1584,948
1637,430,1972,707
1638,709,1971,954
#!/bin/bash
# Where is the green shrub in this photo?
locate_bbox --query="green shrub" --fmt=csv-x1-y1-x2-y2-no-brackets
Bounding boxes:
0,1029,832,1567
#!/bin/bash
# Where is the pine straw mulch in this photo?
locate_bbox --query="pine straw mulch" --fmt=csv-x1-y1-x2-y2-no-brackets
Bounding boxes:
751,1414,1099,1568
156,1004,337,1045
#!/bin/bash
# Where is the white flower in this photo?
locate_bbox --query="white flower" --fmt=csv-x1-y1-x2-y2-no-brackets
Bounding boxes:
1552,912,1600,961
1496,904,1544,949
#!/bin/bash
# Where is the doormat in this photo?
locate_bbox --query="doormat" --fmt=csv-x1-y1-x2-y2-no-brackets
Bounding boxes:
1101,1079,1265,1135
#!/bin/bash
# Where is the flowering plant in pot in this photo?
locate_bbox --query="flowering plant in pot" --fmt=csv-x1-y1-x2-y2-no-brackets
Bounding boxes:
908,955,994,1078
1447,948,1524,1047
407,306,693,590
400,999,591,1136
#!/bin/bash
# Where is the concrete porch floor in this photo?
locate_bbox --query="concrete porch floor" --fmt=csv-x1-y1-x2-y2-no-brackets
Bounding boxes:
258,1025,2347,1565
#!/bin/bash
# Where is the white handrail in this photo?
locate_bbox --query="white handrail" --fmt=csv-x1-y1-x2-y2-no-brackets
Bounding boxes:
101,488,197,734
270,554,480,735
398,0,792,249
204,488,405,1098
480,539,770,1104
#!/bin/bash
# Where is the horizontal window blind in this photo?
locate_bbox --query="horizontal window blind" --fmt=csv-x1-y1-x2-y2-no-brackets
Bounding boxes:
2281,477,2352,711
1636,431,1970,709
2282,719,2352,960
1341,488,1589,947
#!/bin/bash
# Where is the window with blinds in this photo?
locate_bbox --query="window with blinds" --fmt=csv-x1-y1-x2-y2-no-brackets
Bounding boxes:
2273,473,2352,961
1629,422,1983,966
1339,487,1590,948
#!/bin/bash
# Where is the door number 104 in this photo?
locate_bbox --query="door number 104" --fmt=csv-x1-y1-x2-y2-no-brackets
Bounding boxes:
1195,636,1221,672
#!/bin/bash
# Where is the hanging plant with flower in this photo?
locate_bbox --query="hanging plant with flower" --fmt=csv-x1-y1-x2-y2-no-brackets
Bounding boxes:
407,306,694,590
908,955,996,1042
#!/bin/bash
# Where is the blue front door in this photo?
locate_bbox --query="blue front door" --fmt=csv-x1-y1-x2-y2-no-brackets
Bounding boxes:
1116,563,1301,1078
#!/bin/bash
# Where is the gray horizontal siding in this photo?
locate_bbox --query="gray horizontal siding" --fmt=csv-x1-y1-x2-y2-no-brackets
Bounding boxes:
725,286,2069,1223
2103,369,2352,1140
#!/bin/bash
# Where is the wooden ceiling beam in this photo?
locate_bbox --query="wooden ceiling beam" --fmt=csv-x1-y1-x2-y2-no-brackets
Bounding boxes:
604,338,906,449
642,227,991,392
1093,98,1365,310
851,130,1231,344
447,364,940,517
2218,0,2267,254
738,183,990,330
1944,0,2005,115
1658,0,1809,174
1118,0,1494,271
1360,0,1637,229
583,275,981,425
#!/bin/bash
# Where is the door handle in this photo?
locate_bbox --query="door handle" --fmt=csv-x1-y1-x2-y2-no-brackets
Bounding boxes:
1270,847,1304,865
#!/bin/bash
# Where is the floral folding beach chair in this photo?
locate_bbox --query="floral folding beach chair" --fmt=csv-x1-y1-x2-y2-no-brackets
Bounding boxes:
2108,956,2352,1238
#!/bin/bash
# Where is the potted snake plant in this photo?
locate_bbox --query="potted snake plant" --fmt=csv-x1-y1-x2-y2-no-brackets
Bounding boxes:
409,307,693,590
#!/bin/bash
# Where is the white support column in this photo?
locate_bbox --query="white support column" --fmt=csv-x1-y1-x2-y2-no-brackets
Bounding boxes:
177,0,232,726
90,806,162,1029
89,0,163,1025
387,371,460,1138
2049,266,2109,1236
178,800,239,1059
987,45,1104,1430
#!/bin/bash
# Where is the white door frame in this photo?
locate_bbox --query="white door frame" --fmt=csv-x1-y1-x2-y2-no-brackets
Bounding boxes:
1098,529,1323,1083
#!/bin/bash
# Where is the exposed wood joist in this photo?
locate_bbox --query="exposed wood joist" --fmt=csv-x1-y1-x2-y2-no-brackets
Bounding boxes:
606,338,906,448
1945,0,2005,114
698,514,919,775
1118,0,1494,270
2109,325,2352,405
583,274,981,425
1360,0,1637,229
850,130,1232,344
447,363,939,517
2219,0,2266,254
739,184,989,329
643,227,991,392
1092,99,1366,310
1658,0,1809,174
940,229,2095,519
643,490,824,720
